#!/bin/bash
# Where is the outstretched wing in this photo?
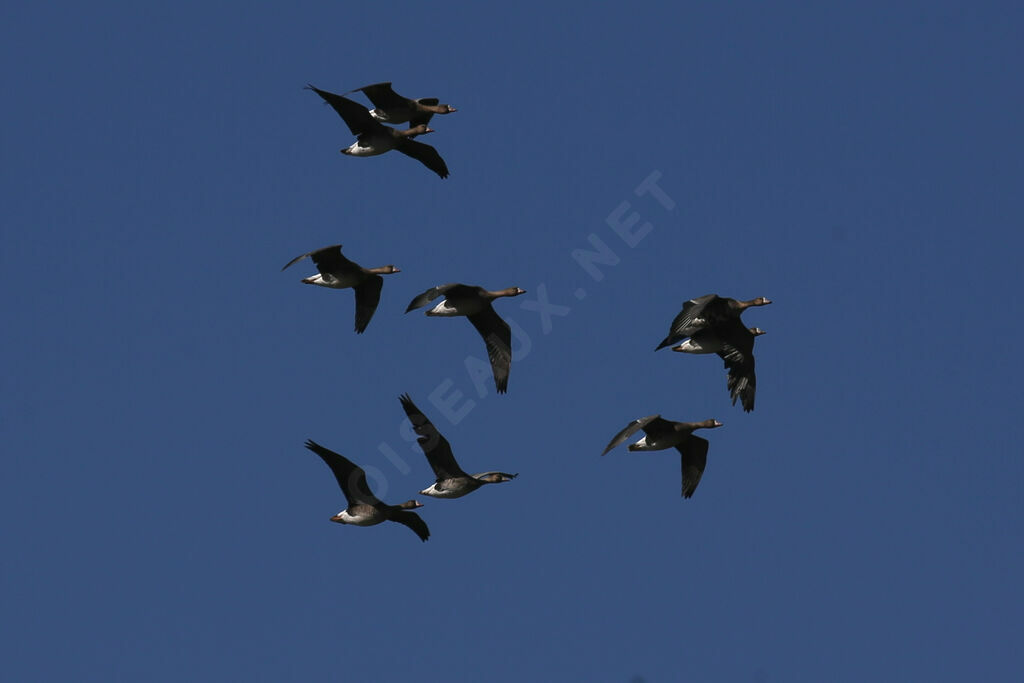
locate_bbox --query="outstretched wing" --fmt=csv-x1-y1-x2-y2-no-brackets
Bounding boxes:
724,361,757,412
389,510,430,542
467,306,512,393
395,138,449,179
717,319,758,412
600,415,661,455
655,294,722,350
303,440,381,507
675,435,709,498
307,85,377,136
348,82,407,110
281,244,345,272
398,393,465,480
405,283,460,312
352,275,384,334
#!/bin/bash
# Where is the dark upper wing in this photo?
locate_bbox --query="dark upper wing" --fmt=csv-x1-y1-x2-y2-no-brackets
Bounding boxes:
307,85,377,136
282,244,344,272
303,439,381,507
352,275,383,334
395,138,449,179
600,415,661,455
467,305,512,393
310,246,354,276
676,435,709,498
349,82,408,110
717,320,757,412
640,417,677,439
405,283,460,312
389,510,430,542
655,294,722,350
398,393,465,479
725,362,757,412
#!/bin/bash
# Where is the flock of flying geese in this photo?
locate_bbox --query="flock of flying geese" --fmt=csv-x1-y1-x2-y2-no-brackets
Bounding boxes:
289,82,771,541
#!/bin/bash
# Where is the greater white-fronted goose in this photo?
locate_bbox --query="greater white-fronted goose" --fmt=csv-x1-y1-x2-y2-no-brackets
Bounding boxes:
281,244,400,333
347,81,457,127
601,416,723,498
656,294,770,412
307,84,449,179
399,393,517,498
655,294,771,351
303,439,430,542
405,283,526,394
673,326,765,412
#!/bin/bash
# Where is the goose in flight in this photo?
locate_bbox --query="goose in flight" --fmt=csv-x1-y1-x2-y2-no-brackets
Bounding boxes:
398,393,517,498
601,415,723,498
307,84,449,179
302,440,430,541
347,81,457,127
282,244,400,333
655,294,771,351
406,283,526,393
656,294,771,412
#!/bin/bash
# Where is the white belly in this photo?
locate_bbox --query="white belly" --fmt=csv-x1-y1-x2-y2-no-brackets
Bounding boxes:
343,135,395,156
427,299,463,316
419,482,469,499
630,435,657,450
674,338,715,354
426,298,483,317
629,434,679,451
333,509,383,526
302,273,360,289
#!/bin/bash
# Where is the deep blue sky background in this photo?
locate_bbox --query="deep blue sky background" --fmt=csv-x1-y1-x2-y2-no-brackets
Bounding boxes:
3,2,1023,681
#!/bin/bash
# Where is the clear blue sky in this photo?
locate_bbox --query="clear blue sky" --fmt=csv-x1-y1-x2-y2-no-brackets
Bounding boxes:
3,2,1023,681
